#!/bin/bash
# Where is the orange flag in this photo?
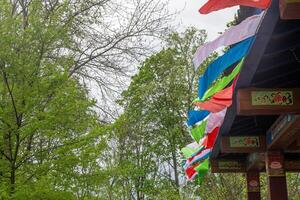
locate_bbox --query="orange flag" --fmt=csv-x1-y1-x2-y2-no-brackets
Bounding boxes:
194,83,233,113
199,0,271,14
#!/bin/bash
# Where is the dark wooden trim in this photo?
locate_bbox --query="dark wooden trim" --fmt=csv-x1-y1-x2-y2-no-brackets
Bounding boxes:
210,159,246,173
267,114,300,150
211,157,300,173
285,160,300,172
247,153,265,171
246,171,261,200
266,151,288,200
280,0,300,19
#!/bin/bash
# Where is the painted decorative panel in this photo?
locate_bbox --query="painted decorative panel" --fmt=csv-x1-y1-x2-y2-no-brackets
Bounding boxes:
251,91,293,106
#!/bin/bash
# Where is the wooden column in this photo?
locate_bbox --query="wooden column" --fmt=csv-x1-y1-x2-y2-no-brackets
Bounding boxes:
246,171,261,200
266,151,288,200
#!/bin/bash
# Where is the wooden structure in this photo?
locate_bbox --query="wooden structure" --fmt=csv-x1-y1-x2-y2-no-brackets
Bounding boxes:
211,1,300,199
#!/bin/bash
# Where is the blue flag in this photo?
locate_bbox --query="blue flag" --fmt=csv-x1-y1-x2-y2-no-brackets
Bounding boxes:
198,36,254,99
187,110,210,126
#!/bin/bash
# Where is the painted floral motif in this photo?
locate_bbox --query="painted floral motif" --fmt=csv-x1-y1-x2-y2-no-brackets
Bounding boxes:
252,91,293,105
230,136,260,147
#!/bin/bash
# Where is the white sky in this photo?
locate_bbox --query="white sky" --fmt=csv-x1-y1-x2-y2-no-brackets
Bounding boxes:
169,0,238,40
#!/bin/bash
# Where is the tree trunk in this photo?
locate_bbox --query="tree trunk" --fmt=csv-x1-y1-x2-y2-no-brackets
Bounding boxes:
10,163,16,195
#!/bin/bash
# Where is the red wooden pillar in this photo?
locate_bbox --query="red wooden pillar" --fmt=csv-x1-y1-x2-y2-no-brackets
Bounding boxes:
246,171,261,200
265,151,288,200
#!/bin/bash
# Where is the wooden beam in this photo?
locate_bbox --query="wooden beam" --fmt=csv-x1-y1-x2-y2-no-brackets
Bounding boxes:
211,157,300,173
221,136,266,153
266,151,288,200
280,0,300,19
286,140,300,152
285,160,300,172
237,88,300,116
247,153,265,171
246,171,261,200
267,114,300,150
211,159,246,173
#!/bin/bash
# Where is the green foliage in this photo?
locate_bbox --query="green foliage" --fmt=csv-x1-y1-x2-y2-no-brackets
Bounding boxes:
106,28,209,199
1,1,299,199
0,1,107,199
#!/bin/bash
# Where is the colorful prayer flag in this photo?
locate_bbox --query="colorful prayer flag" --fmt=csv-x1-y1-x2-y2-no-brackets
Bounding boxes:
200,58,243,101
193,12,264,68
191,120,207,142
205,108,227,134
181,142,204,159
185,163,199,180
197,37,252,99
187,110,210,126
203,127,220,148
195,159,210,183
199,0,271,14
194,75,238,112
184,148,212,169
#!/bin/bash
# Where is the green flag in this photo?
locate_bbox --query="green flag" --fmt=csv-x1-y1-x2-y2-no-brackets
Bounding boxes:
181,141,205,159
195,158,210,184
194,58,244,103
191,120,207,143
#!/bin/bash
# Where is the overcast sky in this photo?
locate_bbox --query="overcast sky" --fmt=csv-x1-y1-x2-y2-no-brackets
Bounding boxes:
169,0,238,40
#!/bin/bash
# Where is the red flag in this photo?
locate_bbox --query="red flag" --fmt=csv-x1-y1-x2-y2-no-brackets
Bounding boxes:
185,163,199,180
203,127,220,148
199,0,271,14
194,83,233,112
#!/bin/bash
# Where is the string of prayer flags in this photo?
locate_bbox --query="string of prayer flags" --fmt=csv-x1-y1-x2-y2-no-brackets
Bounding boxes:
193,12,264,69
197,37,253,99
187,110,210,126
199,0,271,14
181,0,262,182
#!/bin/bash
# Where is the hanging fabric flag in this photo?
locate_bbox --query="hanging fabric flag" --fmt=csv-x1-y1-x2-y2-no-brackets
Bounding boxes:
205,108,227,134
198,36,252,99
199,0,271,14
185,163,200,180
191,120,208,142
184,148,212,169
195,158,209,182
203,127,220,148
195,85,233,112
194,74,238,112
187,110,210,126
185,158,210,181
181,142,205,159
193,12,263,69
200,58,244,101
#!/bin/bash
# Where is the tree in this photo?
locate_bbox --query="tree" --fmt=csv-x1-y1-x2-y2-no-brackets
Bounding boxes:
5,0,171,121
0,0,172,198
102,28,208,199
0,1,106,198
